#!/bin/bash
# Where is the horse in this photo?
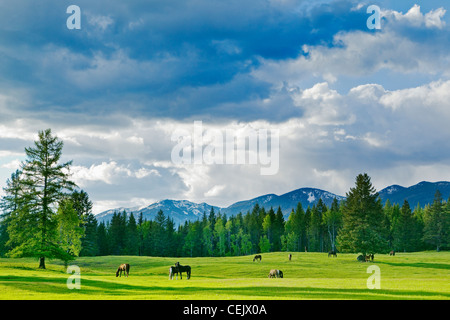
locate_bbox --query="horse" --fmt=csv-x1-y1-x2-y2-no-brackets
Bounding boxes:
116,263,130,277
169,266,179,280
389,250,395,256
357,254,365,262
268,269,283,278
364,254,374,262
175,262,191,280
253,255,262,262
328,250,337,257
288,254,292,261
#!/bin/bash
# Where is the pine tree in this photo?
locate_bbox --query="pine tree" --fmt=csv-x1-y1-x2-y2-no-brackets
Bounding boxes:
423,191,450,251
96,222,109,255
271,206,284,251
6,129,77,268
0,170,23,256
337,173,388,257
393,200,421,252
126,213,139,255
154,209,167,256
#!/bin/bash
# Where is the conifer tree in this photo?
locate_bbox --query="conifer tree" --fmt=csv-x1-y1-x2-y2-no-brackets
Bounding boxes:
6,129,77,268
337,173,388,257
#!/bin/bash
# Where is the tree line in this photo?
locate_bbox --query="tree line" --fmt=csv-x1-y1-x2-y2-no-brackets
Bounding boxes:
0,130,449,268
76,184,449,258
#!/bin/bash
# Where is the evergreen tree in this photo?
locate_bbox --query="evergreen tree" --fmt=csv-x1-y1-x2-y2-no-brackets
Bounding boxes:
393,200,421,252
423,191,450,251
337,173,388,256
154,209,168,256
109,211,127,255
126,213,139,255
6,129,77,268
272,206,285,251
96,222,109,255
0,170,23,257
308,204,321,251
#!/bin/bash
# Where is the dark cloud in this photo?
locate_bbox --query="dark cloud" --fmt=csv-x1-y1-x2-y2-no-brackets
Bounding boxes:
0,0,373,122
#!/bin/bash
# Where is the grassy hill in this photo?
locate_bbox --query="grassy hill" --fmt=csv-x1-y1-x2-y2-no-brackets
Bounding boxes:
0,252,449,300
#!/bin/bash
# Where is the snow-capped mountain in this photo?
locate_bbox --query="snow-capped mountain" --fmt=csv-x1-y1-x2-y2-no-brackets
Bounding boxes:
95,187,344,225
95,181,450,226
96,199,221,226
378,181,450,207
220,187,345,218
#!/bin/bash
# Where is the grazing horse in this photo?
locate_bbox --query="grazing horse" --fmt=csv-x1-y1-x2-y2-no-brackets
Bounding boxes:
169,266,179,280
357,254,365,262
288,254,292,261
253,255,262,262
390,250,395,256
364,254,374,262
328,250,337,257
175,262,191,280
268,269,283,278
116,263,130,277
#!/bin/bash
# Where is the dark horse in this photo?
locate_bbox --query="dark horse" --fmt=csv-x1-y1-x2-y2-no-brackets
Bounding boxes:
328,250,337,257
175,262,191,280
390,250,395,256
253,254,262,262
116,263,130,277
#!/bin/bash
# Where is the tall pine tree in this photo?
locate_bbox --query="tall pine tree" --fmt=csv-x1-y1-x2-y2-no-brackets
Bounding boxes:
337,173,388,257
6,129,77,268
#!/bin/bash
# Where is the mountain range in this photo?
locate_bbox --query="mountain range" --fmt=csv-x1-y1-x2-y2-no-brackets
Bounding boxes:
95,181,450,226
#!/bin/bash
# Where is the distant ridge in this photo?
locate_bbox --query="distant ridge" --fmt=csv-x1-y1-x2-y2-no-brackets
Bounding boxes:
95,181,450,225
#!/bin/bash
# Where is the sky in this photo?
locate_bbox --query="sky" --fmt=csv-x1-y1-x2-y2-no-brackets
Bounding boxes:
1,0,450,214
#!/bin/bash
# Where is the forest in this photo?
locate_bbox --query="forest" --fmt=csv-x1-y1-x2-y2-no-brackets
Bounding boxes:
0,130,449,267
64,191,449,258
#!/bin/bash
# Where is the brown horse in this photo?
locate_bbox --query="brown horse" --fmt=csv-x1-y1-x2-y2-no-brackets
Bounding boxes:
389,250,395,256
253,255,262,262
268,269,283,278
116,263,130,277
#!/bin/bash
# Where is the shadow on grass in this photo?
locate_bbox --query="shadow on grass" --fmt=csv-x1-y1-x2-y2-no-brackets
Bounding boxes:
376,261,449,270
1,275,449,300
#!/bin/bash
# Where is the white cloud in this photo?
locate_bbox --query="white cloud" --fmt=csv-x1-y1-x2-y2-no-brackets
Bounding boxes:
382,5,446,29
71,161,159,186
0,159,22,170
252,5,449,90
204,184,226,197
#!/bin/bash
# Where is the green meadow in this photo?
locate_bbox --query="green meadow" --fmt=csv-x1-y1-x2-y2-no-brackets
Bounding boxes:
0,251,448,300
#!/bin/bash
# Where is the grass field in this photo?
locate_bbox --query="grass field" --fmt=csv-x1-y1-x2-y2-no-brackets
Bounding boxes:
0,251,449,300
